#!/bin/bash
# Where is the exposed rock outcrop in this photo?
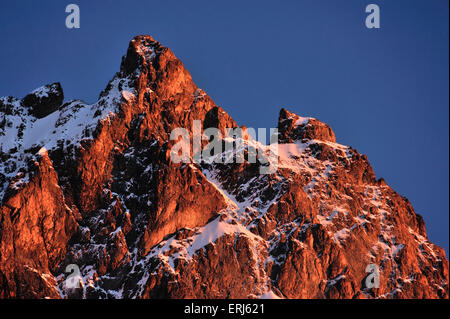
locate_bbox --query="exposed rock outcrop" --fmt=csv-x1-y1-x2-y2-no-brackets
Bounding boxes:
22,83,64,119
0,35,447,299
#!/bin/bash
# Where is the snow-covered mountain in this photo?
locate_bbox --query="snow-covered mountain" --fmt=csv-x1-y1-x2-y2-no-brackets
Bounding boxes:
0,35,447,299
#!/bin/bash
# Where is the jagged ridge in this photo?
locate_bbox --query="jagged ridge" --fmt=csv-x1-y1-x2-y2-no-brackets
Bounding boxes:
0,35,448,299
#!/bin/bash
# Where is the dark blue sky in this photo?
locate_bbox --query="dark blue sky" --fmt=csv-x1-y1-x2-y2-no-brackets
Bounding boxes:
0,0,448,252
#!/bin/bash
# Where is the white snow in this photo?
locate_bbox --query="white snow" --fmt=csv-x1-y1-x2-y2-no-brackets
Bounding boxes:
294,116,311,127
260,290,282,299
149,215,263,270
30,85,53,98
0,75,135,200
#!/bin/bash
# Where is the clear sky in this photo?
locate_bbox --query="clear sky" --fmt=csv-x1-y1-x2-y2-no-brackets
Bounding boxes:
0,0,448,253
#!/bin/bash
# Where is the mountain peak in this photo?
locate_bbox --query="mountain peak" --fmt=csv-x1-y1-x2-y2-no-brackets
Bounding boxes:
0,36,447,299
278,107,336,143
22,82,64,118
120,35,164,75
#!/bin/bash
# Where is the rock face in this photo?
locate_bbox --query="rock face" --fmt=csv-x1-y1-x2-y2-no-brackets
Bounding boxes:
278,108,336,143
0,35,448,299
22,83,64,119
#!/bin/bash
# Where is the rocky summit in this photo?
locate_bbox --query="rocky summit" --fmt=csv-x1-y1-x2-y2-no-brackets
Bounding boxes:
0,35,448,299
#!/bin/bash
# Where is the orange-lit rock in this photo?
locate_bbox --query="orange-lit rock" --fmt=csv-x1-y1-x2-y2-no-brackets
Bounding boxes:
0,35,447,299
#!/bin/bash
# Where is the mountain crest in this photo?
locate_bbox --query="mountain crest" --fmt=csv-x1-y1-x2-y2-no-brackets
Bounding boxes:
278,108,336,143
0,35,447,299
120,35,163,75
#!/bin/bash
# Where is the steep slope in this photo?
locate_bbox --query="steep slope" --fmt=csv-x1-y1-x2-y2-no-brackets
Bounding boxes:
0,35,448,299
